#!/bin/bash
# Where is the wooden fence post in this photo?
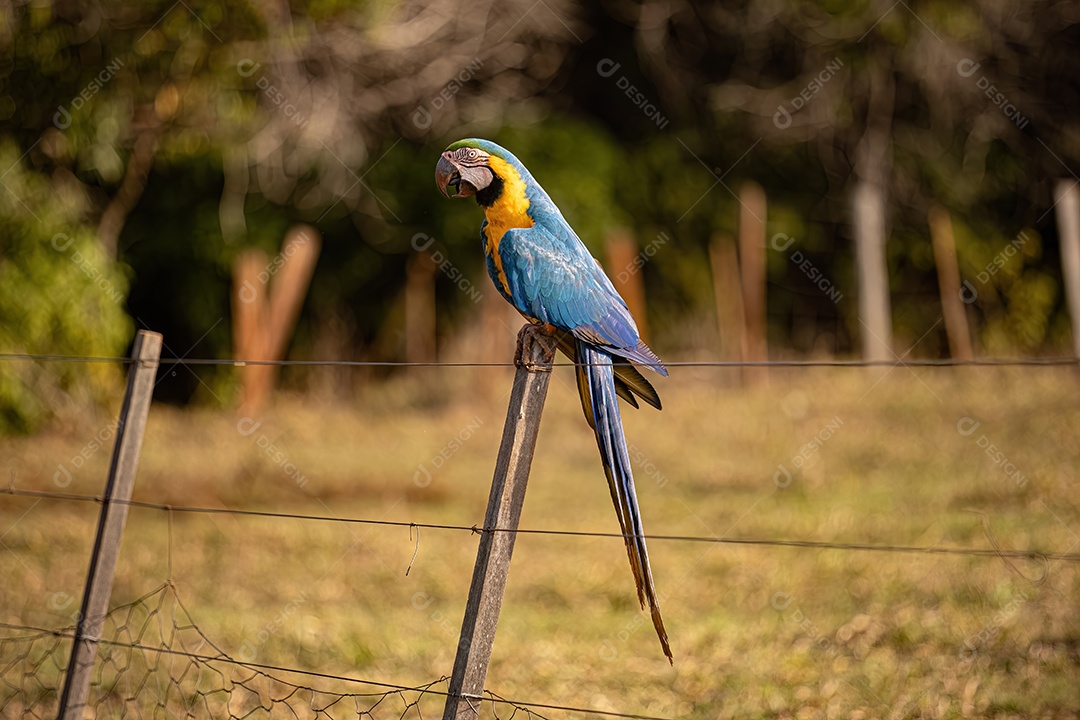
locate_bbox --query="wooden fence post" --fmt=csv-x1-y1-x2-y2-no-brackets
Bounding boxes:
928,204,974,360
233,247,269,405
1054,180,1080,360
57,329,162,720
709,233,745,386
405,250,438,367
739,182,768,386
233,225,321,417
475,285,513,403
442,325,557,720
606,229,649,343
853,180,893,362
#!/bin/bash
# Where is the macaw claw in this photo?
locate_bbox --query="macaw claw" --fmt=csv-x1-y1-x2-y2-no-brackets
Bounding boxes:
514,323,557,371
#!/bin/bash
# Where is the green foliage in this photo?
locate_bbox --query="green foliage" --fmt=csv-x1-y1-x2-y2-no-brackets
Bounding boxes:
498,120,628,252
954,223,1063,354
0,143,132,433
613,133,728,350
3,0,1079,422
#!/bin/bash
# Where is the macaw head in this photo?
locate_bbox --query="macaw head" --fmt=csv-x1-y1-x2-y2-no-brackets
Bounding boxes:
435,138,516,201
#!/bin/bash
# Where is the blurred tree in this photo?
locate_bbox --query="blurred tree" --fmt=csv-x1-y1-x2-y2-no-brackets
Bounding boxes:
0,0,585,417
2,0,1080,429
616,0,1080,355
0,141,131,432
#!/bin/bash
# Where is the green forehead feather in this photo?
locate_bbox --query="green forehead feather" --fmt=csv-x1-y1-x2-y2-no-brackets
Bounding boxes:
445,138,507,160
445,139,478,151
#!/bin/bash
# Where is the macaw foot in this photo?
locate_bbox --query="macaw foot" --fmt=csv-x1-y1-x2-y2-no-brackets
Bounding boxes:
514,323,557,371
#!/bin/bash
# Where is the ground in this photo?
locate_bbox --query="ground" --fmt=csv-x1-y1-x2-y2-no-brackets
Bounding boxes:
1,364,1078,718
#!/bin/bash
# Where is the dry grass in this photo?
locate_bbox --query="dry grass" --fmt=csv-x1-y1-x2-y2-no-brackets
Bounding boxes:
1,365,1078,718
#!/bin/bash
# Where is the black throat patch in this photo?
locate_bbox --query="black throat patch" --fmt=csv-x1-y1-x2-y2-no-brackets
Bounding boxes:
475,173,504,208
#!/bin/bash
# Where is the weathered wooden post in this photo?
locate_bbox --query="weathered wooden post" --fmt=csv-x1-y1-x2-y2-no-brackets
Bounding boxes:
57,329,162,720
232,247,268,377
709,233,745,386
606,229,649,342
1054,180,1080,361
739,182,768,386
233,224,321,416
405,250,438,367
475,285,513,403
442,325,557,720
928,204,974,360
853,180,893,362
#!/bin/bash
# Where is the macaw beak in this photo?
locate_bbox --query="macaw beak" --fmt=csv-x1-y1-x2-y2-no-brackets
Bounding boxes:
436,151,493,199
435,154,460,198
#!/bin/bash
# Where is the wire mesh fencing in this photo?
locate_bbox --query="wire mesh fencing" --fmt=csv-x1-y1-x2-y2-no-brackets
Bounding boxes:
1,351,1078,719
0,582,549,720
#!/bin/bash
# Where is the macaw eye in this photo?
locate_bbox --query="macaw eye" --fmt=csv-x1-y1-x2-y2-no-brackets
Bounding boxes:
466,149,478,160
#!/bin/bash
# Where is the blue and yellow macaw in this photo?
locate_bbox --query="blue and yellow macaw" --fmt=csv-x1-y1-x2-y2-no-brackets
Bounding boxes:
435,138,672,662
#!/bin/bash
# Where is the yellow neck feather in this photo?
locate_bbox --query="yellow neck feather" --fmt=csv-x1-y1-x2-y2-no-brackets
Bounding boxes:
483,156,534,296
483,157,533,238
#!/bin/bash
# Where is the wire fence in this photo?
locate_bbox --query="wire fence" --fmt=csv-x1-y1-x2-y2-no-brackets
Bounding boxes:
0,582,558,720
1,352,1078,368
0,477,1074,719
2,487,1077,564
1,350,1077,719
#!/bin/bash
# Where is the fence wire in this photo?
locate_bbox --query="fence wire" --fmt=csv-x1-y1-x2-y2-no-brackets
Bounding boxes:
2,487,1076,564
0,583,554,720
5,485,1070,720
1,349,1075,720
0,352,1077,368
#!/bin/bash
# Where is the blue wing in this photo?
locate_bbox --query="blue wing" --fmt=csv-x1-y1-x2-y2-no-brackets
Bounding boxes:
496,221,667,376
495,218,674,662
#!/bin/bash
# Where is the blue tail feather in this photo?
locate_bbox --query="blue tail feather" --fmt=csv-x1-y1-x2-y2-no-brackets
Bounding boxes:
577,341,672,663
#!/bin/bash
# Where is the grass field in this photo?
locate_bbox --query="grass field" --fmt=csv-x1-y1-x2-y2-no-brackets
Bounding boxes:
1,364,1078,718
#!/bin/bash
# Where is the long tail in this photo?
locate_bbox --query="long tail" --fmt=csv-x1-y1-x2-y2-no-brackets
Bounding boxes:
576,340,672,663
